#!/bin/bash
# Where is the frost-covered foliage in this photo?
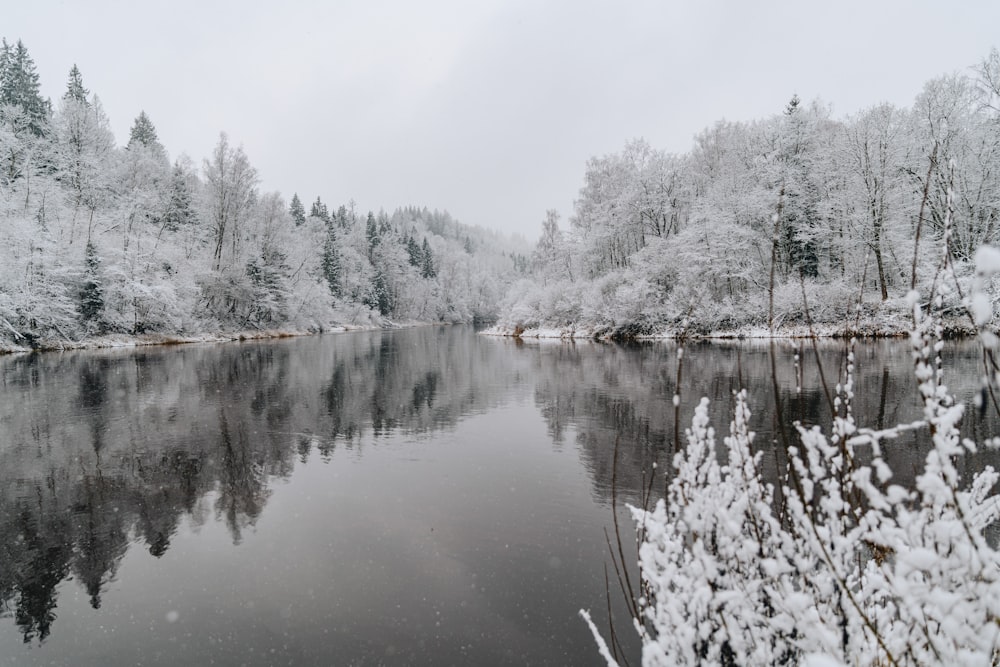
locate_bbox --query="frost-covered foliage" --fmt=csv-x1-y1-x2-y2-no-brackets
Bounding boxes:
506,51,1000,337
0,40,528,349
582,243,1000,664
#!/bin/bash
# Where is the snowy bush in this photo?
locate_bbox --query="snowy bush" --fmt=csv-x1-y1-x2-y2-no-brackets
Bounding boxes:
582,247,1000,666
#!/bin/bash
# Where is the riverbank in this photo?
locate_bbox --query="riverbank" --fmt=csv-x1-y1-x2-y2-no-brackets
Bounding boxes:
481,316,978,341
0,319,442,355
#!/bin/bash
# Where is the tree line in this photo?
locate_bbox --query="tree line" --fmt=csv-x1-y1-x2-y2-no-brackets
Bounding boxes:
0,39,528,349
505,49,1000,336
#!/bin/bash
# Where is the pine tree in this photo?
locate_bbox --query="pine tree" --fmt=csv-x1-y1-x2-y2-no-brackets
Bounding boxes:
289,193,306,226
0,39,50,135
366,212,379,261
406,235,422,267
335,205,349,229
421,237,436,279
64,64,89,104
784,93,801,116
365,269,392,316
321,225,342,298
161,163,195,230
310,196,329,222
246,244,289,324
78,240,104,328
127,111,161,150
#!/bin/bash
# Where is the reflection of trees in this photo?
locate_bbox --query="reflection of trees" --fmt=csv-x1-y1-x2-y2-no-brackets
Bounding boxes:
215,410,270,545
9,497,72,643
132,450,202,557
3,330,997,645
0,326,524,642
529,339,1000,505
71,474,129,609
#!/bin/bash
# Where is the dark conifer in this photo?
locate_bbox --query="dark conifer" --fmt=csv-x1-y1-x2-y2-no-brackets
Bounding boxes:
310,196,329,222
321,226,342,298
127,111,160,150
64,64,89,104
161,164,195,230
289,193,306,226
421,238,436,279
0,39,50,135
78,240,104,327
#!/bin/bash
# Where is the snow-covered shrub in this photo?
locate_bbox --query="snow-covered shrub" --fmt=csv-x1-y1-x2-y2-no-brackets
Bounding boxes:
583,246,1000,666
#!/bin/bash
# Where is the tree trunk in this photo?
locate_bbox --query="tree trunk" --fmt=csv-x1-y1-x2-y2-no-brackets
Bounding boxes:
873,218,889,301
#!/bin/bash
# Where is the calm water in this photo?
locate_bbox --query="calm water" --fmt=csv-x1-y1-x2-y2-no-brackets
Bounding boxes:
1,327,997,666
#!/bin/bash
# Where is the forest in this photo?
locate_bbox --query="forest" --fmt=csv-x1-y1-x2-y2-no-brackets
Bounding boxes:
0,39,529,351
5,38,1000,349
501,49,1000,337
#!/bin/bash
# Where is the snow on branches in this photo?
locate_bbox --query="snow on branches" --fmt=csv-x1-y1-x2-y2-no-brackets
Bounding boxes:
585,290,1000,666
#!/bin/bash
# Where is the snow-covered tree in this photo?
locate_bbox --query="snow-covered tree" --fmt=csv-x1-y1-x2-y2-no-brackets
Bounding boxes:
0,39,50,136
203,132,257,271
63,64,89,105
289,192,306,226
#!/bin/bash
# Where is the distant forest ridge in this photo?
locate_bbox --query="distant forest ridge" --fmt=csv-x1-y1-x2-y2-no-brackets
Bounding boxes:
0,38,530,351
499,48,1000,338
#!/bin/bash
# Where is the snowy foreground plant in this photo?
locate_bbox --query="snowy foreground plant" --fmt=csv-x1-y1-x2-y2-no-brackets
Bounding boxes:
582,252,1000,666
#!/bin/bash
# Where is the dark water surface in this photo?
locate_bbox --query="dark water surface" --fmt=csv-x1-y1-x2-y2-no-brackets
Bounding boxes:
1,327,997,666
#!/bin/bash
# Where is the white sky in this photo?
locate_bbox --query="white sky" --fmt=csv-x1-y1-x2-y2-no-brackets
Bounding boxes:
6,0,1000,239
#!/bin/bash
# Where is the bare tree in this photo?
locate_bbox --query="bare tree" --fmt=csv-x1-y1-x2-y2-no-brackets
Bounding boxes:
203,132,257,271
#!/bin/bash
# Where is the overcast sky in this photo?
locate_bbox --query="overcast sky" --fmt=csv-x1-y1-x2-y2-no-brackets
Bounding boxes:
6,0,1000,239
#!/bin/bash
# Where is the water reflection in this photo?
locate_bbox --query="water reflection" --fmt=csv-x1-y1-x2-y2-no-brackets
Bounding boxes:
0,327,529,647
527,338,1000,503
0,329,997,664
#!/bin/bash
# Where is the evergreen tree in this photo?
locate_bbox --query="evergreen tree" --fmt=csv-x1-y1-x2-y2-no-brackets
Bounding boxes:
335,205,349,229
784,93,801,116
321,225,342,298
161,163,195,230
64,64,89,104
127,111,161,150
406,235,422,267
779,94,820,279
365,269,392,316
78,240,104,328
310,196,329,222
420,238,436,279
366,211,379,261
289,193,306,226
245,245,289,324
0,39,50,135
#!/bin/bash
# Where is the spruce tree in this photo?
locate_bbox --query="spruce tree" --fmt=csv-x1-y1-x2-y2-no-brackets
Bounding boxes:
406,235,422,267
64,64,89,104
335,205,349,229
420,238,436,279
366,212,379,261
365,269,392,316
0,39,50,135
78,240,104,328
127,111,161,150
310,196,329,222
289,193,306,226
161,163,195,230
321,225,342,298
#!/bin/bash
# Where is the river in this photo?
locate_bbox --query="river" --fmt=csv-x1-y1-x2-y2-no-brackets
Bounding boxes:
0,326,997,665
